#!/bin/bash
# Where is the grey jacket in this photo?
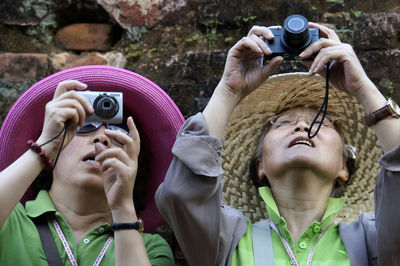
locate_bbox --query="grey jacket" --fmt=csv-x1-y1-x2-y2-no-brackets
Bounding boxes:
156,113,399,266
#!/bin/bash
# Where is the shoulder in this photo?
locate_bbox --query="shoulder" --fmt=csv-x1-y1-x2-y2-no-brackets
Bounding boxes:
141,232,174,266
339,213,375,234
339,213,377,264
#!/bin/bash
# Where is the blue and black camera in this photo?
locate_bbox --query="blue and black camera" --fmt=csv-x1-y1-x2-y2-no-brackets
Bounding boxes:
265,15,320,60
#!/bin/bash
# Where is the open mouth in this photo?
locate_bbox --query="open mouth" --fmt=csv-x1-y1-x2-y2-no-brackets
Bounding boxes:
289,136,315,148
82,152,97,162
82,151,101,168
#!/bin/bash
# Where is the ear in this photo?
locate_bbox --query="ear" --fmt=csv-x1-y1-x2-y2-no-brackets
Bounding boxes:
337,157,349,182
256,157,266,181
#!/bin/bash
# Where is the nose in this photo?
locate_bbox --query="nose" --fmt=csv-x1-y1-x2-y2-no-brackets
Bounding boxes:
294,118,310,132
92,126,110,147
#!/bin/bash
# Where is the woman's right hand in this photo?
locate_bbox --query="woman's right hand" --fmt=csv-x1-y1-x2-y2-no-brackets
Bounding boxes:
36,80,94,160
203,26,283,139
219,25,283,101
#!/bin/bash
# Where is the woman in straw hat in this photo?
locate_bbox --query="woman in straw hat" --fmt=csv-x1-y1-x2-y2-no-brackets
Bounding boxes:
156,22,400,266
0,66,184,265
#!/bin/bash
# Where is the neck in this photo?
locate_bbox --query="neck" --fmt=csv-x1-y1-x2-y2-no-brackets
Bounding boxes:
49,185,112,244
269,171,334,242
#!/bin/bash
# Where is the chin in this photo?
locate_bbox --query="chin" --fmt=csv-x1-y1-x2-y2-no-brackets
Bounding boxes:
274,155,324,173
76,174,104,190
286,152,317,164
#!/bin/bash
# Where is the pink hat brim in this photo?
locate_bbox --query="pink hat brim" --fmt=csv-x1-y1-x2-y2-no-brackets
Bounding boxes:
0,65,184,232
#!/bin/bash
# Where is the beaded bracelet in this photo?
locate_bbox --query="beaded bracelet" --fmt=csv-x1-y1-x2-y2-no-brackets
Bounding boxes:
27,140,54,169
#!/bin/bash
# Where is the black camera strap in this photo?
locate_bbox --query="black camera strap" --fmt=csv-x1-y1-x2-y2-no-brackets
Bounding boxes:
308,61,331,138
32,215,63,266
32,122,68,171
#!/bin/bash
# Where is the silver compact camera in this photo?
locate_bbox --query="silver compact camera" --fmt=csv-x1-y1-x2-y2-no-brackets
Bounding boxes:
78,91,123,124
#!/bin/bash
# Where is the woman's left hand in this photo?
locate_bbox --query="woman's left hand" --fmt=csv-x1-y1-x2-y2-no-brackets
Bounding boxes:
299,22,371,98
94,117,140,219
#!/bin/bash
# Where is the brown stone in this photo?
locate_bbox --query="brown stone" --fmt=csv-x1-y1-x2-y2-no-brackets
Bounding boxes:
0,53,49,82
50,52,107,71
55,24,113,51
97,0,188,30
103,52,127,68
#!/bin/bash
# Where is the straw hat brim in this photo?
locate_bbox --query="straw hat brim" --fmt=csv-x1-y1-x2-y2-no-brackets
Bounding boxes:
221,73,381,223
0,65,185,232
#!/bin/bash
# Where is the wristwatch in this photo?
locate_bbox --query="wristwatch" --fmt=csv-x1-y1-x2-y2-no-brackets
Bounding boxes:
111,219,144,232
364,98,400,126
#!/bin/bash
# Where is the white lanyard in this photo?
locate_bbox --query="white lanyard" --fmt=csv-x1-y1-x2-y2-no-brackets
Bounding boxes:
268,219,333,266
52,219,113,266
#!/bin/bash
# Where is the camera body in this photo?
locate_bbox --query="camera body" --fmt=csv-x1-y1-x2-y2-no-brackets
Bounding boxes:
265,15,320,60
78,91,123,124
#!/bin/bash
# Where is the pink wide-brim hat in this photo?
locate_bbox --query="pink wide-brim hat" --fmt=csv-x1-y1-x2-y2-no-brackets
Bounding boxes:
0,65,184,233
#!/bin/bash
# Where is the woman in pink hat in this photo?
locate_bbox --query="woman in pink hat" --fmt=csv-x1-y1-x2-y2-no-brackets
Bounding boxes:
0,66,183,265
156,20,400,265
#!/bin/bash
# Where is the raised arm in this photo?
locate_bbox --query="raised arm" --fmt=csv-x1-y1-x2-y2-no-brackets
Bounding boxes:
157,26,284,266
0,80,93,226
301,22,400,265
300,22,400,152
203,26,283,139
95,117,158,266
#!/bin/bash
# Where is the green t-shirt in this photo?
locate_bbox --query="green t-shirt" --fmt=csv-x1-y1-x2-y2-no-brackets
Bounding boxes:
231,187,350,266
0,190,174,266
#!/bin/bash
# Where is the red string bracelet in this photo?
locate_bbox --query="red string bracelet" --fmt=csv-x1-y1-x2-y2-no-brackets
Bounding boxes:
27,140,54,170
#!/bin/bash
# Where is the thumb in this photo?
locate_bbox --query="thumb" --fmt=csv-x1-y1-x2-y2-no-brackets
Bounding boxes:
95,142,107,156
261,56,283,80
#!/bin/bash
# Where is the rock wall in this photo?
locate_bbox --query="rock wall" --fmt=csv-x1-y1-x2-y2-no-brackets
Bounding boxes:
1,0,400,264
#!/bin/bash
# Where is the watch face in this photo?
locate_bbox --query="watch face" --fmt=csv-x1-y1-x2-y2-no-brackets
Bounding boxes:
138,218,144,232
389,99,400,116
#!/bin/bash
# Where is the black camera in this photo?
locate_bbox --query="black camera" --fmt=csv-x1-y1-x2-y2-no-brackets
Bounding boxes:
265,15,319,60
78,91,123,124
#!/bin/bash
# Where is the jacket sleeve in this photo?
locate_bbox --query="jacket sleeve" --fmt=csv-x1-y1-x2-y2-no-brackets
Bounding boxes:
339,213,377,266
155,113,247,266
375,144,400,265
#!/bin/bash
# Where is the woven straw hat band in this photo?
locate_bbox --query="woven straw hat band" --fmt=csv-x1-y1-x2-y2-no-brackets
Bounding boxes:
221,73,380,223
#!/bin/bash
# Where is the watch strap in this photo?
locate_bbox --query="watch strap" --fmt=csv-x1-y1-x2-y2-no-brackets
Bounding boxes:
111,219,144,232
364,104,393,127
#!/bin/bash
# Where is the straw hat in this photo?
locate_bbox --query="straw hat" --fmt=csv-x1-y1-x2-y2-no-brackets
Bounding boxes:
0,65,184,232
221,72,381,223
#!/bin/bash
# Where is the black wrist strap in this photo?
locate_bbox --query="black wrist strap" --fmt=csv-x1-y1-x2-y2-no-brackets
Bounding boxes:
111,220,143,232
32,215,63,266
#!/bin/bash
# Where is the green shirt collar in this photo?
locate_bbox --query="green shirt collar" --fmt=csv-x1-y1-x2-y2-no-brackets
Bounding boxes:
258,186,346,226
25,190,56,218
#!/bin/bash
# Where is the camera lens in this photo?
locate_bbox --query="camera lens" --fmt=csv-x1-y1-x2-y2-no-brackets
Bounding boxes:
93,94,119,119
283,14,310,48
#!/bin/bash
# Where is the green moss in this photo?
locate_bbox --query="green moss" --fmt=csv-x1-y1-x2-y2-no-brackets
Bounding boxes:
224,36,233,44
186,33,200,44
379,77,394,96
351,9,362,18
125,43,143,59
